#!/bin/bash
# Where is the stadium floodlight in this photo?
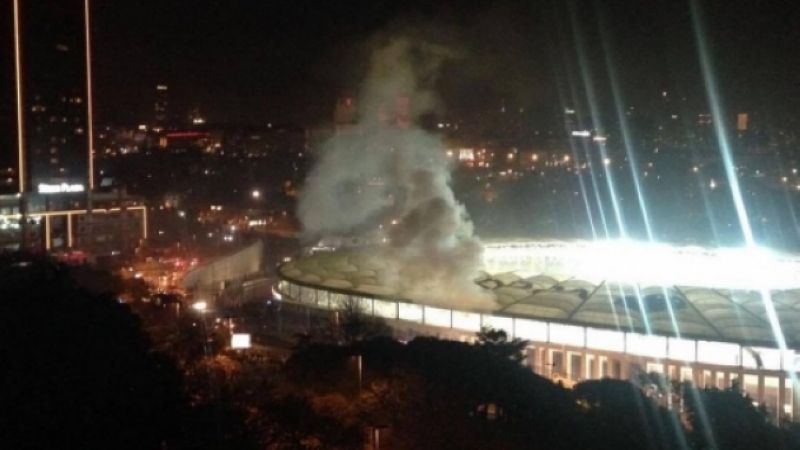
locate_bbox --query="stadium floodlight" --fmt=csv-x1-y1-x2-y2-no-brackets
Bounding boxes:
482,240,800,290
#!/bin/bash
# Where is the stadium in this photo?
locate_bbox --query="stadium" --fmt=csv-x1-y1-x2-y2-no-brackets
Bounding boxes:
275,240,800,420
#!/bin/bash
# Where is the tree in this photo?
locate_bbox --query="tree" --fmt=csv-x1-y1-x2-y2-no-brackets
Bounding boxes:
335,296,392,345
0,253,187,450
476,326,528,364
682,385,785,450
573,379,687,450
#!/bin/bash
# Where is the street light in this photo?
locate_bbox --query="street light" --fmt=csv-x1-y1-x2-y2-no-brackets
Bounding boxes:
192,300,208,312
192,300,210,357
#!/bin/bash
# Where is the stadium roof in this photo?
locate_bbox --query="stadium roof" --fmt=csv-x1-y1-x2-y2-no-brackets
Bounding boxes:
279,248,800,348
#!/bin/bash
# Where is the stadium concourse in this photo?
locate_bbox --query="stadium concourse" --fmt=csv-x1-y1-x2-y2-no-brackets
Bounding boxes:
275,240,800,421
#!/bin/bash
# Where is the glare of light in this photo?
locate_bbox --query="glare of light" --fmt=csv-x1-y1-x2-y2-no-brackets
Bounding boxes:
13,0,24,192
709,179,717,189
603,157,611,166
84,0,95,190
251,189,260,199
482,240,800,290
231,333,251,349
192,301,208,312
571,130,591,138
692,0,790,362
592,135,607,143
563,154,570,163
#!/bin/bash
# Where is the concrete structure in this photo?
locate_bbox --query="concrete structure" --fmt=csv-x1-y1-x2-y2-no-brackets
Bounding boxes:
183,241,266,306
275,240,800,421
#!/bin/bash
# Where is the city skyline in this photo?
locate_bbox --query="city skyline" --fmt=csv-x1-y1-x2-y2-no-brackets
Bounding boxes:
78,0,800,126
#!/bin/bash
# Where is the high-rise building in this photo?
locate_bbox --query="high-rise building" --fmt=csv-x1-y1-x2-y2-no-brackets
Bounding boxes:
0,0,147,255
154,84,168,129
0,0,21,194
21,0,91,193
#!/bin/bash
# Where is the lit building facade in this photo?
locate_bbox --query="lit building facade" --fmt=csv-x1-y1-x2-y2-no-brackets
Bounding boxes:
21,0,90,191
0,0,147,256
0,0,20,194
154,84,169,130
275,241,800,422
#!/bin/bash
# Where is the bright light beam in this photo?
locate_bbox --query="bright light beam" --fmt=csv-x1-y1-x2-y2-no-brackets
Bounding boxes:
691,0,789,355
598,13,680,338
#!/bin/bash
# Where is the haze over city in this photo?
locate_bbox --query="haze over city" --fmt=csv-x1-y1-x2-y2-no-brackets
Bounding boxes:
2,1,800,449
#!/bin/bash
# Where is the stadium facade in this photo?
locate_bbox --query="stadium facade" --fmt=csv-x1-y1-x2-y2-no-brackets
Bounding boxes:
275,240,800,421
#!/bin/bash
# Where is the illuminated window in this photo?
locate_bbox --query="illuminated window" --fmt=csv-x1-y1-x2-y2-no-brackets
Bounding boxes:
373,299,397,319
586,328,625,352
668,338,696,362
549,323,585,347
783,350,800,372
424,306,451,328
482,315,513,336
743,346,782,371
626,333,667,359
514,319,548,342
697,340,741,366
452,311,481,332
398,303,423,323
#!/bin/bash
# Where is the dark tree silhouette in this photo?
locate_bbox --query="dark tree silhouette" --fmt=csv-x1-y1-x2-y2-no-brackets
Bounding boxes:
0,253,186,450
573,378,687,450
683,385,784,450
476,326,528,363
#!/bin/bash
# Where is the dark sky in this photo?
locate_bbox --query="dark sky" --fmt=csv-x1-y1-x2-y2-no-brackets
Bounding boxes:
90,0,800,127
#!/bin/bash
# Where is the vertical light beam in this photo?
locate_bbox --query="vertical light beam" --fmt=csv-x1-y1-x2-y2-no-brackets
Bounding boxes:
691,0,789,354
84,0,95,191
13,0,25,193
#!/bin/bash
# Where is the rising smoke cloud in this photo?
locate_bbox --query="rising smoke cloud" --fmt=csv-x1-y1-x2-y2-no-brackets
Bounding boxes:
298,37,493,309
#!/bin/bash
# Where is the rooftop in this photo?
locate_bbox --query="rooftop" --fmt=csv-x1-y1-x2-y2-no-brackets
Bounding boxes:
279,242,800,348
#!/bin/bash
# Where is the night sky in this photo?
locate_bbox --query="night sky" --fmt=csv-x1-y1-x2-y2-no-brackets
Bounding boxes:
90,0,800,126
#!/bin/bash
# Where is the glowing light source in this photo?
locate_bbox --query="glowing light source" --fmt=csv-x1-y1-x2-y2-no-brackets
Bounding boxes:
231,333,251,349
482,240,800,290
85,0,95,190
13,0,25,192
37,183,85,194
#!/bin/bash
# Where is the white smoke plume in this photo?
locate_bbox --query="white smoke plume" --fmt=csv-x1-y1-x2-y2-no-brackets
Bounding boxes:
298,37,493,309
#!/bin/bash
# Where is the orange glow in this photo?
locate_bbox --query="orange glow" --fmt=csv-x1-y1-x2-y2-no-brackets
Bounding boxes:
84,0,95,190
44,216,51,250
0,205,146,219
141,206,148,239
13,0,25,193
67,213,73,247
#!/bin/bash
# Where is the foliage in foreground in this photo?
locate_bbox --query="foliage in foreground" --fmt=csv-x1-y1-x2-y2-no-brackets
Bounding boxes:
3,253,800,450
